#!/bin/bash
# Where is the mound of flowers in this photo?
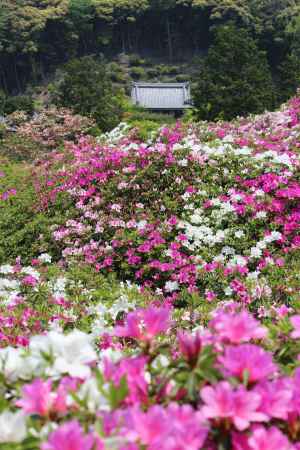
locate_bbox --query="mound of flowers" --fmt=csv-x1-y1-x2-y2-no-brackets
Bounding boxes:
36,96,300,304
0,96,300,448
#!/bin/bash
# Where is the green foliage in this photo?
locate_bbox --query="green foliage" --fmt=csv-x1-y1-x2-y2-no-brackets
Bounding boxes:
4,94,34,115
130,66,146,80
129,54,146,66
0,133,40,162
175,74,190,82
0,162,76,263
278,52,300,102
0,91,34,116
193,24,276,121
125,107,176,125
55,56,124,131
128,119,160,140
156,64,178,75
0,90,6,115
146,67,160,78
0,0,299,114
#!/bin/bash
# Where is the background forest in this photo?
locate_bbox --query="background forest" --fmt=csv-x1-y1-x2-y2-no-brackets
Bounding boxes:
1,0,300,90
2,2,300,448
0,0,300,128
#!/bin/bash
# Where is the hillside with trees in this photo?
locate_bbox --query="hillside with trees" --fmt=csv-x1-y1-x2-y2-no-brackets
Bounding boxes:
1,2,300,448
0,0,300,98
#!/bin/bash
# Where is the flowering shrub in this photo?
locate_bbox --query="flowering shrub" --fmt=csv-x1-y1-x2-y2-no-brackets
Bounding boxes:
0,162,77,263
35,96,300,304
0,96,300,448
16,107,95,150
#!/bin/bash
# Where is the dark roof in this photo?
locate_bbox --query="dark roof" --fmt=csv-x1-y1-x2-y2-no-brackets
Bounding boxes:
131,82,192,110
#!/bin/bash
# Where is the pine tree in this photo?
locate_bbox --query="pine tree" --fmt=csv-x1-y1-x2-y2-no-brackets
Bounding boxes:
193,24,275,121
56,56,123,131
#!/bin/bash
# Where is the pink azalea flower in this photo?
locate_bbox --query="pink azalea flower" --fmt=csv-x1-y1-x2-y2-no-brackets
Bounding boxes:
130,405,168,444
104,356,148,404
210,311,267,344
205,290,217,302
114,306,171,342
232,387,268,430
201,381,267,431
253,379,292,420
22,275,38,287
16,379,54,416
129,403,208,450
219,344,276,382
248,426,293,450
288,368,300,416
177,330,202,366
16,378,67,416
41,420,101,450
201,381,234,421
290,315,300,339
165,402,208,449
232,432,252,450
120,446,140,450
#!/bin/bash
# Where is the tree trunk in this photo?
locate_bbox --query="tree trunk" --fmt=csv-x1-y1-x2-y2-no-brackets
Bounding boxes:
127,25,132,52
13,55,22,93
121,27,126,53
0,68,8,93
166,16,173,62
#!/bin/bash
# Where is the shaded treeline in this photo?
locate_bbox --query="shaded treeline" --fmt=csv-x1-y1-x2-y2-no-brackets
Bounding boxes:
0,0,299,93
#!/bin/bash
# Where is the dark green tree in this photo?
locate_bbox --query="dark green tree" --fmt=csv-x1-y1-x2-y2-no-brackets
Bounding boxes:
278,52,300,101
193,24,275,121
55,56,123,131
277,14,300,101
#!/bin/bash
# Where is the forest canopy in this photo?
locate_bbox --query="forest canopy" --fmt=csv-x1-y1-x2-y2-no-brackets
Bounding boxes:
1,0,300,94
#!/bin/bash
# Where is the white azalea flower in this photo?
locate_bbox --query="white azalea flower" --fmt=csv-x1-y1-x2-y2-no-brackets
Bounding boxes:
224,287,233,296
109,294,134,320
250,247,262,258
178,158,188,166
30,330,97,378
0,264,14,274
255,211,267,219
38,253,52,263
165,281,179,292
21,267,40,279
234,230,245,238
0,410,27,443
0,347,28,382
77,378,110,412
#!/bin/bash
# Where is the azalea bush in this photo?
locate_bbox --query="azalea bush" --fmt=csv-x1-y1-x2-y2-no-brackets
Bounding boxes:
0,162,75,263
35,97,300,304
0,95,300,448
16,107,96,151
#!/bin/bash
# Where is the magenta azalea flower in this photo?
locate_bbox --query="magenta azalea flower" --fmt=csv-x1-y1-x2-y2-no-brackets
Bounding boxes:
104,356,148,404
129,403,208,450
201,381,234,420
177,330,202,366
200,381,267,431
253,379,292,420
16,379,54,416
114,306,171,342
41,420,101,450
210,311,267,344
22,275,39,287
232,431,252,450
219,344,276,382
248,426,294,450
232,387,268,430
16,378,68,416
290,315,300,339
